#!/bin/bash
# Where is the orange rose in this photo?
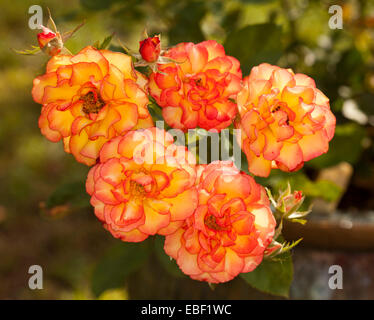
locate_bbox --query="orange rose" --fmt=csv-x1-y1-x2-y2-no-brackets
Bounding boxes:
164,161,276,283
86,127,198,242
149,40,242,131
32,46,153,166
236,63,336,177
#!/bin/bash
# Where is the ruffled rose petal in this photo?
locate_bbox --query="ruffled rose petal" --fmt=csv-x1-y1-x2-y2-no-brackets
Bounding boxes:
33,46,152,165
166,161,275,284
149,40,242,131
236,63,336,177
86,128,198,243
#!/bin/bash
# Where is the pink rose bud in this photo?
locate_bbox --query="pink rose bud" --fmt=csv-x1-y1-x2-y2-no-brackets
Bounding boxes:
139,36,161,62
283,190,304,212
37,26,62,56
294,190,303,201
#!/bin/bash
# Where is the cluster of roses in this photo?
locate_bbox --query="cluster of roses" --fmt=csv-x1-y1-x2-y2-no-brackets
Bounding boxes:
32,31,335,283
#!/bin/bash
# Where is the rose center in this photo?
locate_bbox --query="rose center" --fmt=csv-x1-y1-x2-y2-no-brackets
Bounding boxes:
271,105,281,113
130,180,145,197
204,214,223,231
194,77,203,87
81,91,105,114
271,104,290,125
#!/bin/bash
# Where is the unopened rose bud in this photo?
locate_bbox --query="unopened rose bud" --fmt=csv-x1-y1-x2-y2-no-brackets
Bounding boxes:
283,190,304,213
37,26,63,56
139,36,161,62
294,190,303,201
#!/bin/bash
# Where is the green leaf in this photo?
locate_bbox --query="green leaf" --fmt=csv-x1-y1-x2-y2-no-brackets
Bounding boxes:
148,102,164,122
257,171,342,203
289,174,341,202
95,33,114,50
91,241,150,297
240,251,293,298
154,236,185,278
313,180,342,202
46,181,90,209
13,45,41,55
224,23,283,75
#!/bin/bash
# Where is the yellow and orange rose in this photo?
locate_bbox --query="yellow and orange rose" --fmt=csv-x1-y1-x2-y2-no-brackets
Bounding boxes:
235,63,336,177
149,40,242,131
86,127,198,242
164,161,276,283
32,46,153,166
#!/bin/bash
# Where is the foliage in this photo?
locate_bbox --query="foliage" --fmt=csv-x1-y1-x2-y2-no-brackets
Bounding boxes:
46,181,90,210
91,241,150,297
225,23,283,74
2,0,374,300
154,236,185,278
241,251,293,298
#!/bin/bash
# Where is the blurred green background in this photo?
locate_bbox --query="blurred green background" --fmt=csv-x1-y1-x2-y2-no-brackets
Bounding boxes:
1,0,374,299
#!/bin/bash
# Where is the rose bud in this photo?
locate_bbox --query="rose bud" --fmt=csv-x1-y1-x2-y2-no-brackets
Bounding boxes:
139,36,161,63
37,26,63,56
